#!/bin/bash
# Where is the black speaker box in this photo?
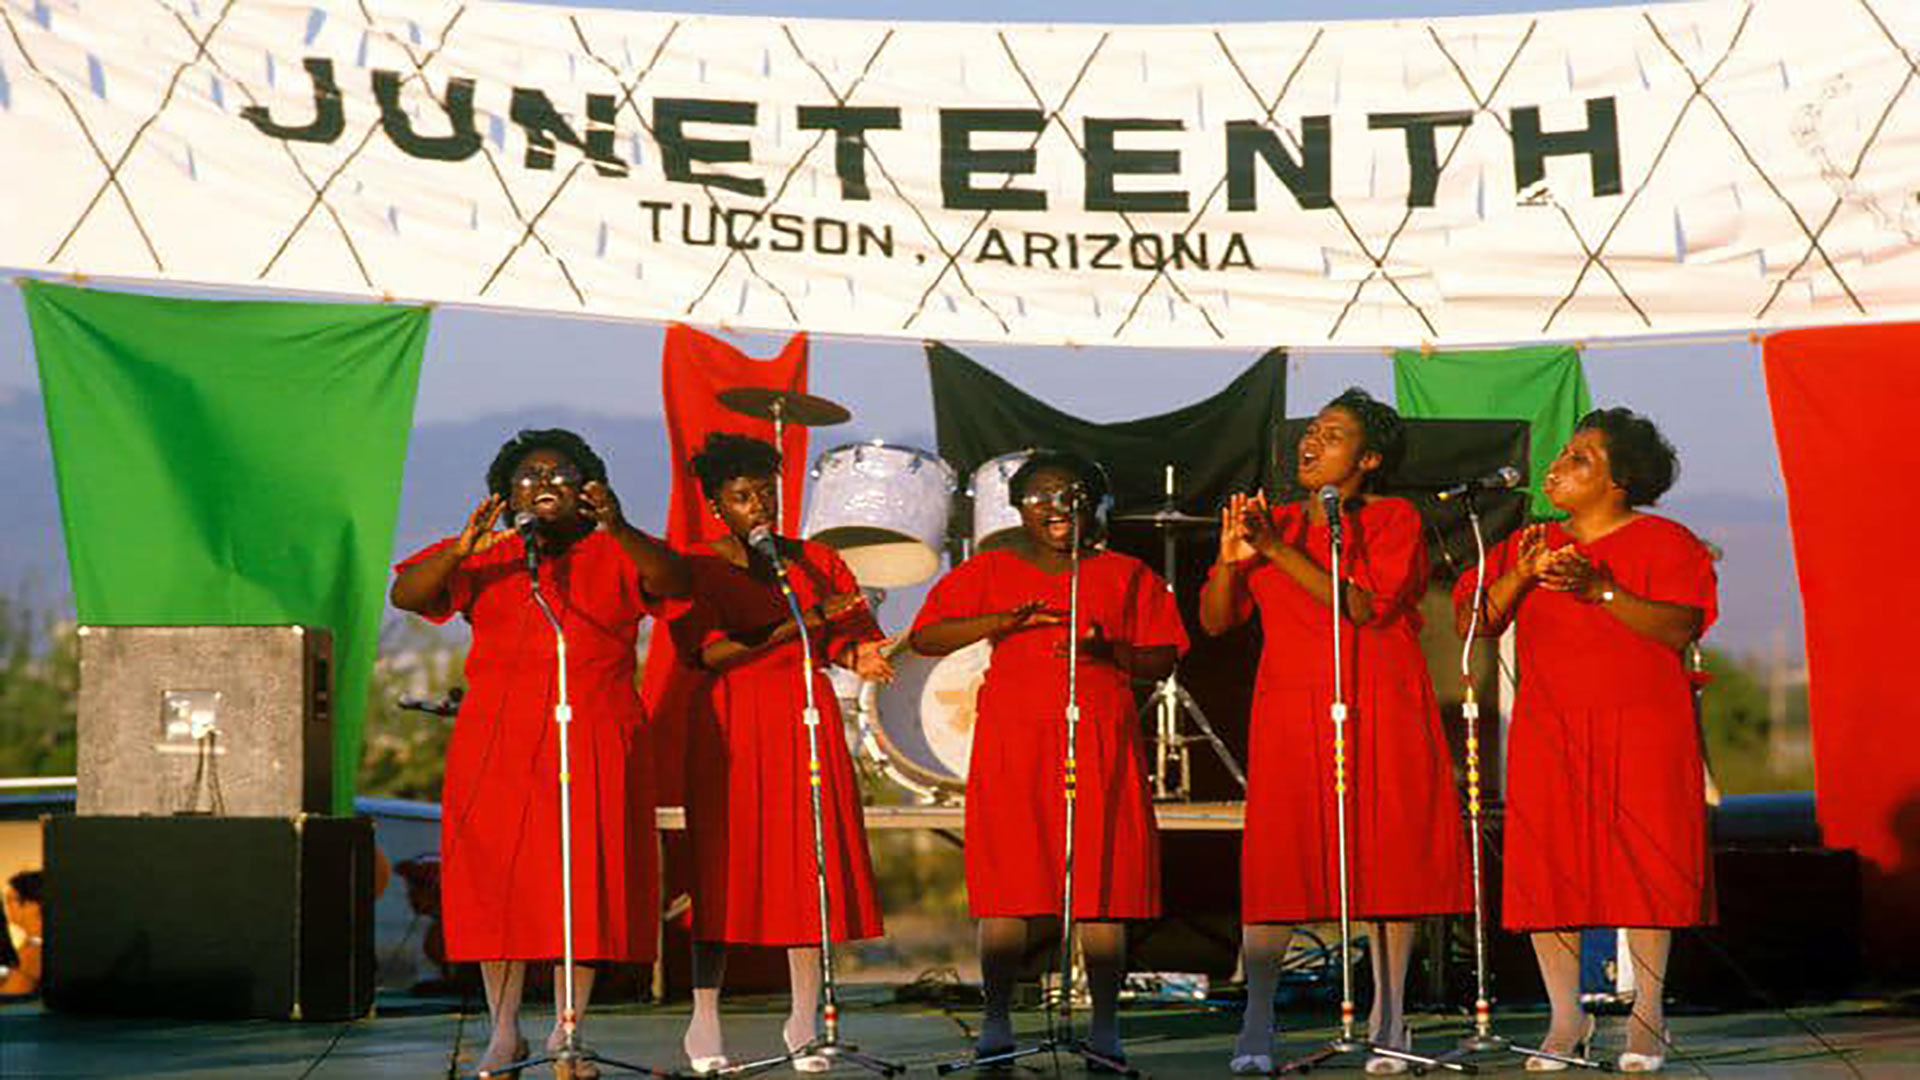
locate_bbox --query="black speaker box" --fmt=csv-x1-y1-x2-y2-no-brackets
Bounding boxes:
43,815,375,1020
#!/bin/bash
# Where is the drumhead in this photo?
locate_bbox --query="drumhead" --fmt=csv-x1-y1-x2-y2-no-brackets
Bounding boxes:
869,640,989,792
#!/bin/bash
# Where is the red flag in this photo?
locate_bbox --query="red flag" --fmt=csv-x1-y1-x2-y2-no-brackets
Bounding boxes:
1764,323,1920,977
643,324,810,807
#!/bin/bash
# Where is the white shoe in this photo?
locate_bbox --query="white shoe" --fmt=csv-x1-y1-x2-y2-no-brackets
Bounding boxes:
687,1055,731,1075
1617,1028,1671,1073
1228,1053,1272,1075
1365,1022,1410,1075
1524,1015,1595,1072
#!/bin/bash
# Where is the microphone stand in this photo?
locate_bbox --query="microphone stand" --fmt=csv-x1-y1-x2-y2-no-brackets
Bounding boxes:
716,540,903,1078
481,530,677,1080
1282,491,1465,1076
1433,494,1603,1073
941,500,1136,1078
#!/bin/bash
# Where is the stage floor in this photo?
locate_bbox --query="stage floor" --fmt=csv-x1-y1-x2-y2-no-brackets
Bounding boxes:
3,989,1915,1078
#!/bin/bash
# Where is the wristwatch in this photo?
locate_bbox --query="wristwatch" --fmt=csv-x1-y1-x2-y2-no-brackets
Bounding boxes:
1598,584,1617,604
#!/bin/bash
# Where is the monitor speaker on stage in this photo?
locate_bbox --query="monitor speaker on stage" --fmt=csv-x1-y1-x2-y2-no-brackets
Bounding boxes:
76,625,332,817
43,815,375,1020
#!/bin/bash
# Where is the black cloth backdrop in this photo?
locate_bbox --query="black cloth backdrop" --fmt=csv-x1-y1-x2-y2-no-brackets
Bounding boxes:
926,342,1288,521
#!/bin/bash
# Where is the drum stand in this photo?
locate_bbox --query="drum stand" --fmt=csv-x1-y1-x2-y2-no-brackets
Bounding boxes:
1431,494,1605,1074
939,505,1136,1078
478,553,676,1080
1280,493,1467,1077
1137,468,1245,801
715,551,903,1078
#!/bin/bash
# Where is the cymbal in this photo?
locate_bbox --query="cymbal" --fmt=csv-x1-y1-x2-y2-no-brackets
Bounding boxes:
716,387,851,427
1111,507,1219,529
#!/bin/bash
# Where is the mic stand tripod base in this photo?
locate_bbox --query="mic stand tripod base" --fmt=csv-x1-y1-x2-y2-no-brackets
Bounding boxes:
476,1038,681,1080
1278,1036,1475,1075
938,1037,1138,1078
713,1036,906,1078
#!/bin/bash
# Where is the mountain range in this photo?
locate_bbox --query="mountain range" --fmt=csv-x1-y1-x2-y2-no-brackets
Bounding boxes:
0,389,1803,659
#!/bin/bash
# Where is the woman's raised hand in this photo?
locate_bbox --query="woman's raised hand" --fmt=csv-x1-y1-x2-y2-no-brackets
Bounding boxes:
1513,524,1556,580
821,592,869,620
579,480,624,531
1000,599,1064,634
1239,490,1282,559
1219,492,1258,563
454,494,509,558
848,638,897,683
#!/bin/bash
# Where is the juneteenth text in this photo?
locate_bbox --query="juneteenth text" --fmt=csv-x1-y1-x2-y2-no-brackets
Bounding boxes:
244,57,1624,213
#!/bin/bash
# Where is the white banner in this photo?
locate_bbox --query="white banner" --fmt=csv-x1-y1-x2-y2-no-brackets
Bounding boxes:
2,0,1918,347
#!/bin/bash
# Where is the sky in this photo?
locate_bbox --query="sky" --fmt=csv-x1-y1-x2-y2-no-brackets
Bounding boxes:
0,0,1788,509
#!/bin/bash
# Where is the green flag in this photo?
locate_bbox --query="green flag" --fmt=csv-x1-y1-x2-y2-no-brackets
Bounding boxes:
1393,345,1592,518
23,281,429,814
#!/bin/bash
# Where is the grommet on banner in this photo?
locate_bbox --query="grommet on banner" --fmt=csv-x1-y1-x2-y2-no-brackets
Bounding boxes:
1419,340,1435,359
1747,331,1763,345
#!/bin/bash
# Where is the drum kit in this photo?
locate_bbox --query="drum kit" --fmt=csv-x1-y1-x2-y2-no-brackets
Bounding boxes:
717,387,1245,805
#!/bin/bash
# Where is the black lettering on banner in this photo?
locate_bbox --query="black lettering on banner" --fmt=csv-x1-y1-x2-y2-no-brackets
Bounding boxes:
796,106,903,201
1170,233,1209,270
1225,117,1332,211
1024,231,1060,269
241,57,344,143
654,99,766,197
770,213,807,252
1089,234,1121,269
857,223,894,258
641,200,673,242
976,228,1016,264
1367,110,1474,208
1510,97,1622,198
683,204,720,246
941,109,1047,211
815,218,851,255
1129,234,1166,269
372,70,482,161
1220,233,1256,269
724,208,761,249
509,89,628,177
1084,118,1188,213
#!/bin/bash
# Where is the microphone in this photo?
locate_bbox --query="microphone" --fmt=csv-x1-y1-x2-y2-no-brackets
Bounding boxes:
1318,484,1344,541
747,525,787,571
514,511,539,575
1435,466,1523,502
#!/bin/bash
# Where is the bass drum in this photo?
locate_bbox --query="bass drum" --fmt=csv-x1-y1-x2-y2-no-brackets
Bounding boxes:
857,640,991,803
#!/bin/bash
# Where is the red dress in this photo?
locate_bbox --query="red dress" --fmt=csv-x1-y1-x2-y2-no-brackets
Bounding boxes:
1453,515,1718,930
1217,497,1470,923
670,541,884,945
395,531,662,962
911,548,1188,920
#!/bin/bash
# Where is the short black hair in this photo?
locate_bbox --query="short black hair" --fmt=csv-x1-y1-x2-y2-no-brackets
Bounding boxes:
1007,449,1110,509
689,432,782,498
1325,387,1406,489
485,428,609,500
1577,406,1678,506
8,869,41,905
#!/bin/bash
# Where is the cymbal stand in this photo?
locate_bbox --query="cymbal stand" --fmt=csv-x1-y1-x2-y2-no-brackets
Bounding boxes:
1143,465,1245,801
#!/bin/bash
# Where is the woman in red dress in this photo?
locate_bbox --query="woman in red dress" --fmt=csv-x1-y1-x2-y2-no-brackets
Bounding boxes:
391,429,688,1078
1200,389,1470,1075
909,451,1188,1069
669,434,892,1075
1453,409,1715,1074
